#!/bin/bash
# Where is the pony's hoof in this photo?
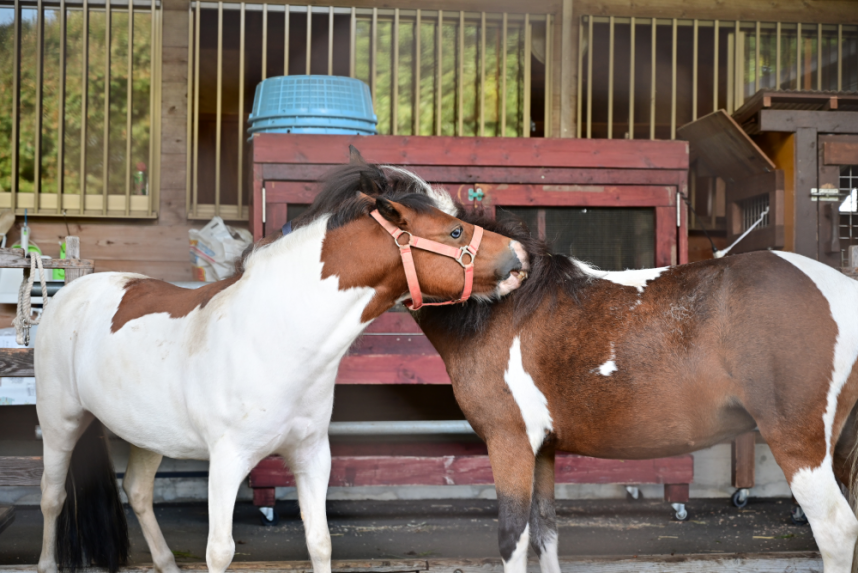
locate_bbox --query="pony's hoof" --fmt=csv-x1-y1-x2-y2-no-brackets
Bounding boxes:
790,505,808,526
259,506,280,526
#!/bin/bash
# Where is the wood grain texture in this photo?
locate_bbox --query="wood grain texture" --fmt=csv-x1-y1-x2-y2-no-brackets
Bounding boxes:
759,111,858,134
249,454,693,488
336,355,451,385
731,431,756,489
0,349,35,377
0,553,827,573
824,141,858,166
252,135,689,170
0,250,93,270
0,456,43,486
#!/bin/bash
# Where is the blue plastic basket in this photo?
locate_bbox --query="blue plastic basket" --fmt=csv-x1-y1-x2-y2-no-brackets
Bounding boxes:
248,75,377,136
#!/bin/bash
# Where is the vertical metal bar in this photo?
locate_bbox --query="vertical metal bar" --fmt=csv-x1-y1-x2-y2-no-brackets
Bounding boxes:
79,0,88,213
393,8,399,135
501,12,507,136
215,1,222,214
797,22,801,90
479,11,485,136
192,0,200,217
11,0,20,209
125,0,133,215
755,21,760,92
544,13,551,137
629,16,635,138
284,4,290,75
414,9,421,135
349,7,355,78
436,10,442,135
306,5,312,74
147,0,155,216
457,10,463,136
58,0,66,213
692,19,697,120
733,20,739,111
524,13,531,138
102,0,110,214
35,0,44,211
261,4,267,80
671,18,676,140
371,7,377,108
586,16,592,138
817,22,822,91
713,19,718,111
838,24,842,91
238,2,245,216
649,18,655,140
776,21,781,90
575,16,582,138
607,16,614,139
327,6,333,75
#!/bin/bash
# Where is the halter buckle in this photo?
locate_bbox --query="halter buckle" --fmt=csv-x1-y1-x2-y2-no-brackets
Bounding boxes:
392,230,413,248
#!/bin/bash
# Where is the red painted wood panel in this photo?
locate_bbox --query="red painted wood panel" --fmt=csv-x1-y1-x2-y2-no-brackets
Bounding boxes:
248,454,694,488
655,206,678,267
445,184,676,208
252,134,689,170
262,164,690,187
348,335,437,356
264,182,677,209
363,312,422,334
337,355,450,385
329,441,488,457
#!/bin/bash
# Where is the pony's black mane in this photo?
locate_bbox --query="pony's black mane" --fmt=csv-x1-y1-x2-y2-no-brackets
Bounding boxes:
292,164,436,232
414,209,591,339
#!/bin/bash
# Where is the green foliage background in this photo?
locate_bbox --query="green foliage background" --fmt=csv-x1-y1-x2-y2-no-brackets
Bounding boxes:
0,7,152,198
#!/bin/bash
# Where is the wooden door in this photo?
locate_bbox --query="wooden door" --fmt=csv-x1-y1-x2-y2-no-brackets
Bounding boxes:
818,135,858,267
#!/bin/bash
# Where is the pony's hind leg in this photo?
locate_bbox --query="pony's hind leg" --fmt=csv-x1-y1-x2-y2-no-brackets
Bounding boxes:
37,424,85,573
123,445,179,573
767,434,858,573
529,446,559,573
205,445,258,573
287,438,333,573
487,435,536,573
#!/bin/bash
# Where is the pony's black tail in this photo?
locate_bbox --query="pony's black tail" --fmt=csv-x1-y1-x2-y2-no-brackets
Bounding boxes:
56,420,129,573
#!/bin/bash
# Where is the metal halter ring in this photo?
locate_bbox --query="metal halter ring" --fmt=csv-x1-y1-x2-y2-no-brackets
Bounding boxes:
393,231,413,248
456,246,476,268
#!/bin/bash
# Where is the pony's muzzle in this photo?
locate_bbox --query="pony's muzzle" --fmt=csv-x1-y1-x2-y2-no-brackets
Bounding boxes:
496,241,530,296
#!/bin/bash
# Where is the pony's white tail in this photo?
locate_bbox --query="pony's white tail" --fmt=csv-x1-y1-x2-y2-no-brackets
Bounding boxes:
851,443,858,573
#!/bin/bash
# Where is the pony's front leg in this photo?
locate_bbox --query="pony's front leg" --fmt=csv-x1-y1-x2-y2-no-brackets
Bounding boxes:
206,447,256,573
289,439,333,573
529,446,559,573
488,435,536,573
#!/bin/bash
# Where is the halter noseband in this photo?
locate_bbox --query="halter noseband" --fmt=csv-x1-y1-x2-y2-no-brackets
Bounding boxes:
370,209,484,310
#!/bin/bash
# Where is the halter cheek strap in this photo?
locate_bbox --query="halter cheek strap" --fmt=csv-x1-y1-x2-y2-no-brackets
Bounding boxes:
370,209,484,310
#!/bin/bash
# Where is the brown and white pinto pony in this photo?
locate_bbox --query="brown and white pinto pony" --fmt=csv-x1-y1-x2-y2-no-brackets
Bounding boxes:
33,149,528,573
407,209,858,573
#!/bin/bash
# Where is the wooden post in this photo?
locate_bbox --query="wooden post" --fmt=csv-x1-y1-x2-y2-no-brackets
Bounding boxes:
731,431,756,489
63,236,87,284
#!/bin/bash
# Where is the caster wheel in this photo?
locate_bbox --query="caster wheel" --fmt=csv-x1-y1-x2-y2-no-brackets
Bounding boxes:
731,488,750,509
626,486,641,500
259,506,280,527
671,502,688,521
790,505,808,526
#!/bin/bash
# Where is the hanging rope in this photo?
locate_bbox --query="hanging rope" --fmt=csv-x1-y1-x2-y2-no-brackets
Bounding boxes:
13,254,50,346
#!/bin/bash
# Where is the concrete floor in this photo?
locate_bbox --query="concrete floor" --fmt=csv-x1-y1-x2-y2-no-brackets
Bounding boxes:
0,498,817,565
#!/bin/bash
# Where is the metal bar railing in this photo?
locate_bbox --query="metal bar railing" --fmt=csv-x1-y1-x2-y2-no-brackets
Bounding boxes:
670,18,676,140
215,1,223,213
523,13,531,139
35,0,43,211
457,10,464,137
58,0,66,213
392,8,398,135
628,16,635,137
607,15,613,139
575,15,581,138
413,8,420,134
328,6,334,75
544,13,551,137
776,22,781,90
649,17,655,140
11,0,20,211
305,4,311,74
191,0,200,218
284,4,290,75
501,12,507,136
103,0,111,214
435,10,442,136
479,11,485,137
692,19,697,121
586,15,592,138
261,4,267,79
125,0,134,215
238,2,245,216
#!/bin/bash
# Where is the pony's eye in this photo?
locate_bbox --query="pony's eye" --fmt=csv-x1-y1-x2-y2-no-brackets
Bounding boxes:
451,227,463,239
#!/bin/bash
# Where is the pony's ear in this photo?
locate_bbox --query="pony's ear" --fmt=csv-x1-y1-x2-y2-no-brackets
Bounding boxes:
349,145,366,165
359,170,387,196
375,197,405,227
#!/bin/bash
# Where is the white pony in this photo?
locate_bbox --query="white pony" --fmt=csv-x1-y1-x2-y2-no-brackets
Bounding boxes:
35,150,529,573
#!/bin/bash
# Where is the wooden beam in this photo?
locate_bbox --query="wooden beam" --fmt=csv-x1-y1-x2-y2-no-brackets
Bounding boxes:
0,456,43,487
824,141,858,165
794,127,819,259
731,432,756,489
249,453,693,488
0,348,35,377
0,249,93,270
759,110,858,134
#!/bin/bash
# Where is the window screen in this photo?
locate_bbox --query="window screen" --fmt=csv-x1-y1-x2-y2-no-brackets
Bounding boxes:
497,207,655,271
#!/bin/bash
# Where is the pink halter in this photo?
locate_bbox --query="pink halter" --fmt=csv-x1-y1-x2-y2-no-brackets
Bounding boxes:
370,209,484,310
